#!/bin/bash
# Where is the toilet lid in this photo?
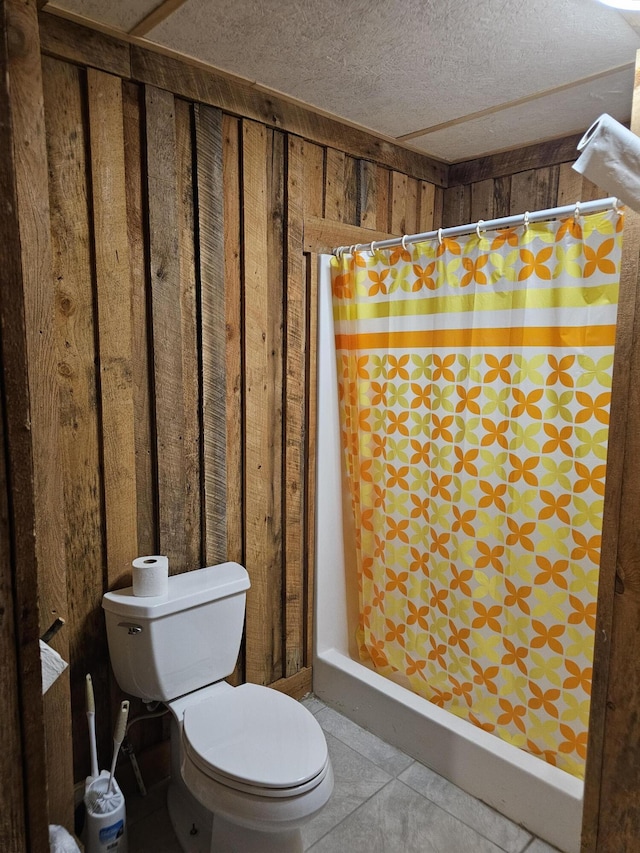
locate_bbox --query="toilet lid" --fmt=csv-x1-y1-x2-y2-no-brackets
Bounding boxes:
182,683,328,790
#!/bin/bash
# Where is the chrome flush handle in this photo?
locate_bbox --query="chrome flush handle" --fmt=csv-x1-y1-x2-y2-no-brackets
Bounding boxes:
118,621,143,635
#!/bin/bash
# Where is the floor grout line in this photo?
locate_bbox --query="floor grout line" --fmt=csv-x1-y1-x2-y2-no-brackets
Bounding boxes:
313,705,415,778
393,776,527,853
305,778,398,851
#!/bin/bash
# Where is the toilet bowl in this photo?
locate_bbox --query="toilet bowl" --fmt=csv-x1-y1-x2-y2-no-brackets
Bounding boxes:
102,563,333,853
167,681,333,852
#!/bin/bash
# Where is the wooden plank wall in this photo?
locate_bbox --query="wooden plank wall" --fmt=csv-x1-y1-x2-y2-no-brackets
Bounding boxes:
444,150,604,227
0,397,31,850
37,26,446,792
0,0,71,838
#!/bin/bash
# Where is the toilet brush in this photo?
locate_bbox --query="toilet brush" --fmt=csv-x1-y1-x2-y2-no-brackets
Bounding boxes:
84,700,129,853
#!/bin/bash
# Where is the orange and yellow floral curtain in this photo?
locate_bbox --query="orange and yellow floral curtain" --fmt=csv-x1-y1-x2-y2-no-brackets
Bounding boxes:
331,208,623,779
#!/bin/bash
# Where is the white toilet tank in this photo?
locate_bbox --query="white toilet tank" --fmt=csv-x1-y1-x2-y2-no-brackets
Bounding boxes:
102,562,250,702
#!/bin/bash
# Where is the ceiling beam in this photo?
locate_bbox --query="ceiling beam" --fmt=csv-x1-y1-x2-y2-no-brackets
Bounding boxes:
38,10,448,184
448,132,583,186
621,11,640,37
128,0,189,38
398,62,634,142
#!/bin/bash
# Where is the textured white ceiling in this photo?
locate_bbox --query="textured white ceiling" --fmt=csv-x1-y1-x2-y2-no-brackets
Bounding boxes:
411,68,636,162
47,0,640,163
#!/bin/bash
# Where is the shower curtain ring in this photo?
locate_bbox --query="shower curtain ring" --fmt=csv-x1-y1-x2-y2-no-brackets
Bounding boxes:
401,234,410,252
476,219,485,239
437,228,443,246
370,240,377,254
523,211,530,232
349,244,357,255
574,201,581,222
335,246,344,259
614,198,623,216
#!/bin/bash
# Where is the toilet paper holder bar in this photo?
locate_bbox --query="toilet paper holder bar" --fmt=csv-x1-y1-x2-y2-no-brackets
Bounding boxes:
41,617,65,644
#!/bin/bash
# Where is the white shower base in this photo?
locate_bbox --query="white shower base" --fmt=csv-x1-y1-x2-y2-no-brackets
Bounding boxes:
313,256,583,853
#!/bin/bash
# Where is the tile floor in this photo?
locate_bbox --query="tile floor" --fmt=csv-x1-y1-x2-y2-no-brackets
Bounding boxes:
127,694,563,853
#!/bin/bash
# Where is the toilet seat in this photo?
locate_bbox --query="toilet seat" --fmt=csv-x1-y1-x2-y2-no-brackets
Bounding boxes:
183,750,331,799
182,683,328,799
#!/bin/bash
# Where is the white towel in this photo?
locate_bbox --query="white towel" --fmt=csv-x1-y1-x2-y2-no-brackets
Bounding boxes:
573,113,640,213
40,640,68,693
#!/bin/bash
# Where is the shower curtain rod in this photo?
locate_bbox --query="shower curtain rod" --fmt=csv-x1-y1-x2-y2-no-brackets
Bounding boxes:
333,196,620,256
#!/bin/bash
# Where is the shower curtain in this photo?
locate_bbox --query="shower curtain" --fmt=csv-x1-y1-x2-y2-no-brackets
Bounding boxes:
331,208,623,779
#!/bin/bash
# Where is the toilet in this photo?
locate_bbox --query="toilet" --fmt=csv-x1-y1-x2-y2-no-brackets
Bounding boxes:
102,562,333,853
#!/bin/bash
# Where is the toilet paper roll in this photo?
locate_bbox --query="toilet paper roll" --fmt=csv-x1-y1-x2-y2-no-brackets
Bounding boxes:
132,555,169,597
573,113,640,213
40,640,68,694
49,825,81,853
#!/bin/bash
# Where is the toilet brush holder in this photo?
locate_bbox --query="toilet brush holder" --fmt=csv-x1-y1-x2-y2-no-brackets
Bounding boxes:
84,771,127,853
